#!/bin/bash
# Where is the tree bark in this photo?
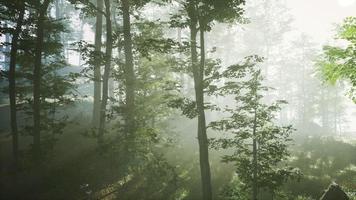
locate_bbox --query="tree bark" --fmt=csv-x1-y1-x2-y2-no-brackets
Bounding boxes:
252,98,258,200
122,0,135,139
98,0,112,144
4,24,10,68
33,0,51,162
93,0,103,128
55,0,60,19
197,23,213,200
187,3,213,199
112,4,123,104
9,1,25,169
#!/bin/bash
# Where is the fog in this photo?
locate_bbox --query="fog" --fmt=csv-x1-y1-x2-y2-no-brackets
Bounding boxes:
1,0,355,199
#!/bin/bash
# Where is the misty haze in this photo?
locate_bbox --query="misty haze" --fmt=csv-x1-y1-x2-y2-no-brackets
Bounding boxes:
0,0,355,199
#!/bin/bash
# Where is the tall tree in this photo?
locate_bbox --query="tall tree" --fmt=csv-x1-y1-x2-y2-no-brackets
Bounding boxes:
33,0,51,162
93,0,103,128
121,0,136,140
2,0,26,169
210,62,297,199
170,1,246,198
186,3,213,199
98,0,112,144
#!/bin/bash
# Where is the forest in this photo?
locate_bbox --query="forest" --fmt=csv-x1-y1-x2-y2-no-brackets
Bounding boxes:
0,0,355,199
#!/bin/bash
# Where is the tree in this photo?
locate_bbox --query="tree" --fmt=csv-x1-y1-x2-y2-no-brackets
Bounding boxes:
209,59,297,199
93,0,103,129
97,0,112,144
90,14,184,200
318,17,356,103
121,0,136,142
13,0,77,163
0,0,25,169
33,0,52,163
169,1,246,198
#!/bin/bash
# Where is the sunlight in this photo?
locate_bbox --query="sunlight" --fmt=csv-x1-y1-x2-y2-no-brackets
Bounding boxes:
338,0,356,6
1,0,356,199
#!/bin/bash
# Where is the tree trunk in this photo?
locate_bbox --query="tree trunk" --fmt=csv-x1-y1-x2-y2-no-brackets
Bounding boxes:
93,0,103,128
177,28,186,94
112,3,122,103
33,0,51,162
122,0,135,139
187,4,213,198
98,0,112,144
9,1,25,169
4,24,10,70
252,102,258,200
198,23,213,200
55,0,60,19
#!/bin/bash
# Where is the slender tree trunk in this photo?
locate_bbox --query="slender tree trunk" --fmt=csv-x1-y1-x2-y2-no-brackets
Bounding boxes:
333,88,338,135
33,0,51,162
55,0,60,19
197,22,213,200
112,4,123,103
177,28,186,94
78,16,84,66
252,102,258,200
301,50,306,130
98,0,112,144
4,24,10,69
9,2,25,169
122,0,135,139
93,0,103,128
187,4,213,197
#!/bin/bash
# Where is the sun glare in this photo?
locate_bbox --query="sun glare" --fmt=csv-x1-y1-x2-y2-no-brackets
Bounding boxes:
338,0,356,7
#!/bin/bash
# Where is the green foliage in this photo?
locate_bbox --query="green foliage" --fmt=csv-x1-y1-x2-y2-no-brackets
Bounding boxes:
2,1,355,200
284,137,356,199
294,196,314,200
168,97,198,118
198,0,246,29
209,60,299,196
67,0,101,17
169,0,246,30
133,20,179,59
219,175,250,200
85,17,186,199
318,17,356,102
0,0,78,163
